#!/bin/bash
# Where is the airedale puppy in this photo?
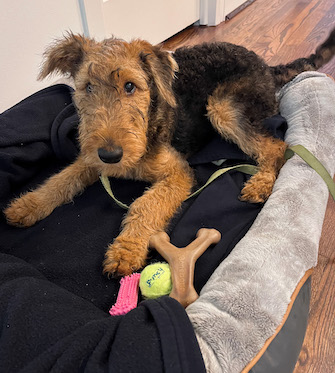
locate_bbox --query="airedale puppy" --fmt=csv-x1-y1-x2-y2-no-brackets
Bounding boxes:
4,29,335,276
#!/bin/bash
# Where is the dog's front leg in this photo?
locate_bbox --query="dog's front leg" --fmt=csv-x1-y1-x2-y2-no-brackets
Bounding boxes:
103,146,193,276
4,156,98,227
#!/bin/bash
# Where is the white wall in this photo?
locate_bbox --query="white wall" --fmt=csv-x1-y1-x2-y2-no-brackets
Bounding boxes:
224,0,246,16
0,0,83,112
84,0,200,44
200,0,246,25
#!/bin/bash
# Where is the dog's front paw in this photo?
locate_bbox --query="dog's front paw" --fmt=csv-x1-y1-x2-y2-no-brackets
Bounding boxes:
4,192,53,227
103,237,148,277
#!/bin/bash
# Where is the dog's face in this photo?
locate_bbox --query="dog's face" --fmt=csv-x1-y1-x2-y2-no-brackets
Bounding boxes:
39,33,178,176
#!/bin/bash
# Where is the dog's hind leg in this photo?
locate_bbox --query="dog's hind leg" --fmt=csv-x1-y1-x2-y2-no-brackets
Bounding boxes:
239,135,287,202
206,93,287,203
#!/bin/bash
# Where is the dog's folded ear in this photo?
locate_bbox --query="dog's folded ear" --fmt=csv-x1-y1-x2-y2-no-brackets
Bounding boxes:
38,32,91,80
139,44,178,108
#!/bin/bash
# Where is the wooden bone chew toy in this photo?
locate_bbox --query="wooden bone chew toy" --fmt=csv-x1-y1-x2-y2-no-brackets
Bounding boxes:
109,228,221,315
149,228,221,308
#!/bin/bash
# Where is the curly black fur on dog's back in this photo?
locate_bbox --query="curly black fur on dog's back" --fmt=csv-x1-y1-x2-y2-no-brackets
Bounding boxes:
171,28,335,155
172,43,276,154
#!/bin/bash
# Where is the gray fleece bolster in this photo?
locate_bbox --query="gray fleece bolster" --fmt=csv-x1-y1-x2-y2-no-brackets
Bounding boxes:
186,72,335,373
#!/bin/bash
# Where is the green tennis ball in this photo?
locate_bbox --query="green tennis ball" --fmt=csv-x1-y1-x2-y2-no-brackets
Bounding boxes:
140,262,172,299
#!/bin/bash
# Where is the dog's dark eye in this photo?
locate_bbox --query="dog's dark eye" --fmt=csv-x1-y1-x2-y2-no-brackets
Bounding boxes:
124,82,136,95
86,83,93,94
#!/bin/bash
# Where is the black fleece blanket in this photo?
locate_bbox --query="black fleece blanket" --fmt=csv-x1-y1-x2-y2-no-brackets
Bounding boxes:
0,85,286,373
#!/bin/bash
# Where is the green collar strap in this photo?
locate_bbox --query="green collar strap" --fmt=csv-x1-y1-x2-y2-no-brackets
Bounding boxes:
285,145,335,200
100,145,335,210
100,174,130,210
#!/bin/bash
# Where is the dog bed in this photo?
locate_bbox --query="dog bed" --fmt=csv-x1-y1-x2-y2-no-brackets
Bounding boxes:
0,71,334,372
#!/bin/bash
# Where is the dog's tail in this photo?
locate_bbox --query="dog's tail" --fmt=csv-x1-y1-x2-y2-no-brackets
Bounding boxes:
270,27,335,88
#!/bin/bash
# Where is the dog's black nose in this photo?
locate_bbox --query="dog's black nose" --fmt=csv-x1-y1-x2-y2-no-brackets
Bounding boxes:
98,146,123,164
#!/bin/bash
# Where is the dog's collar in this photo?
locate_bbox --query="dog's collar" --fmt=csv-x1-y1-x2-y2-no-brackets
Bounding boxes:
100,145,335,210
100,163,258,210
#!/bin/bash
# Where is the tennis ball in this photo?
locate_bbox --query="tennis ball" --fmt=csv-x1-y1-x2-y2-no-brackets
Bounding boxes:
139,262,172,299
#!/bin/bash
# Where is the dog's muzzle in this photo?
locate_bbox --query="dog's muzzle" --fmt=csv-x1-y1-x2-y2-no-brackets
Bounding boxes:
98,146,123,164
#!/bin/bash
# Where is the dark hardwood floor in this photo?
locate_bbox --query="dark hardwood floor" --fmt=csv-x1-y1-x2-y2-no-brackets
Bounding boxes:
163,0,335,372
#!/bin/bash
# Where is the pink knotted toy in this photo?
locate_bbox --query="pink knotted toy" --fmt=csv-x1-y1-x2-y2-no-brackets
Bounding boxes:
109,273,141,316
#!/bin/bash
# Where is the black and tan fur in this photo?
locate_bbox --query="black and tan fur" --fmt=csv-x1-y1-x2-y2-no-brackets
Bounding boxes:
4,28,335,275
